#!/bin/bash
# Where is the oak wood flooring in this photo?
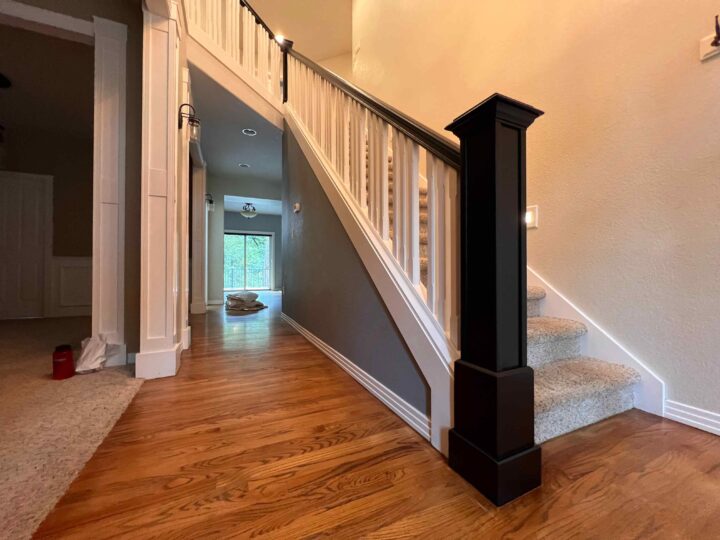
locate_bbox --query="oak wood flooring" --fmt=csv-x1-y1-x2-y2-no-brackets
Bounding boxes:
35,293,720,538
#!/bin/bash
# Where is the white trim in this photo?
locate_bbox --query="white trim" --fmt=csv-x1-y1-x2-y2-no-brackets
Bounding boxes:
92,17,127,353
186,37,284,131
181,325,191,350
105,343,128,367
190,165,208,314
223,229,276,291
135,342,182,379
285,108,452,454
281,312,431,440
208,299,225,306
665,400,720,437
0,0,93,43
527,266,665,416
48,257,92,317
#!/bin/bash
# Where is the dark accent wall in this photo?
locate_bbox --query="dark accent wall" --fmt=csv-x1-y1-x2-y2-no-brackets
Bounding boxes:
282,124,429,414
224,212,282,290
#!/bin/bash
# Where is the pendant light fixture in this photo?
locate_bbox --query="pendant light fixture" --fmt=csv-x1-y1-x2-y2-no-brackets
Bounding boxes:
240,202,257,219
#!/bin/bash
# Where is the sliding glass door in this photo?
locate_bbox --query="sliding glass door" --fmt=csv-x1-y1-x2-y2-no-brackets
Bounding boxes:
224,233,272,290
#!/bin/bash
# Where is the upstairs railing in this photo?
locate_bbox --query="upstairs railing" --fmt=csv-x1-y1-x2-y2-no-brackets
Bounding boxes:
286,49,462,353
184,0,283,103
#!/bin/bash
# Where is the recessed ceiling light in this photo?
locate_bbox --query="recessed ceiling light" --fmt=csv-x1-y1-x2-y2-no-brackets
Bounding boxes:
238,163,250,168
242,128,257,136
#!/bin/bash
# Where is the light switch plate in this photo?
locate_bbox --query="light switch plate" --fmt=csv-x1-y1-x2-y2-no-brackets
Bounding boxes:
525,205,539,229
699,34,720,62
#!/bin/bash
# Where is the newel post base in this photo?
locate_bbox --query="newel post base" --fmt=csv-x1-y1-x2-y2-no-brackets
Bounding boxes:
446,94,544,506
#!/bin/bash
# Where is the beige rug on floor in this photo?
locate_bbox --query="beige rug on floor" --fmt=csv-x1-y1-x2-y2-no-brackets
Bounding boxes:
0,317,143,540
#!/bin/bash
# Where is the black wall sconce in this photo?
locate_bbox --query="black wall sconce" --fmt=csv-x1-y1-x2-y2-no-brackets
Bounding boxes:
178,103,201,140
712,15,720,47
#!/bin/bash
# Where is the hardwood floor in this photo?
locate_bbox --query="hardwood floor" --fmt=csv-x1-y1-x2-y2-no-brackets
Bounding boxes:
36,293,720,538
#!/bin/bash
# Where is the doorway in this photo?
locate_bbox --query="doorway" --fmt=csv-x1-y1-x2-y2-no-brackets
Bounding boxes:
224,232,274,291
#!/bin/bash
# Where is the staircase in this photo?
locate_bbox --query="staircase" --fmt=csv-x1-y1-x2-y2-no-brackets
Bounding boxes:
527,286,640,442
384,154,641,443
181,0,651,503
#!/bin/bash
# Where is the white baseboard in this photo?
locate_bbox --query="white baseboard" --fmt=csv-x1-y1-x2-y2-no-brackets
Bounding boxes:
208,299,224,306
527,266,666,416
190,301,207,314
182,326,191,350
135,343,181,379
665,400,720,436
281,312,431,441
105,343,127,367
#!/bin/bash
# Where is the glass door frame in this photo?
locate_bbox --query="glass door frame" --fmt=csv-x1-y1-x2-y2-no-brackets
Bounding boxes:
223,229,275,291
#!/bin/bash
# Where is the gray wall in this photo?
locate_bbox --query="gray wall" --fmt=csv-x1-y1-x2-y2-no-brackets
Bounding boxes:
207,175,282,302
224,212,282,291
16,0,143,351
0,26,94,256
282,124,429,414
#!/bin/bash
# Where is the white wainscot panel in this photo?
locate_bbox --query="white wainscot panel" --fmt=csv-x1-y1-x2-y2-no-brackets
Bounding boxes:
49,257,92,317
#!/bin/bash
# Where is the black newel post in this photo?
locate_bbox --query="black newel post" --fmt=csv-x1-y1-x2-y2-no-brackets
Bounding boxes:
280,39,294,103
445,94,544,506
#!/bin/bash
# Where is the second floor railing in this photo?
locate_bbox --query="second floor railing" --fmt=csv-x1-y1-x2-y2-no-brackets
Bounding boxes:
184,0,283,103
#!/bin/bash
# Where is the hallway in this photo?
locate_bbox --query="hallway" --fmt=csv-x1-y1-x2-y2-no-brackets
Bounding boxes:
36,294,720,538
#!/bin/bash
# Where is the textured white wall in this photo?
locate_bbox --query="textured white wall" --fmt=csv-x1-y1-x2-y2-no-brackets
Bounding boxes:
351,0,720,413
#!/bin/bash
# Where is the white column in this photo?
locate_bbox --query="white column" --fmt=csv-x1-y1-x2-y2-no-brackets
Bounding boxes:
92,17,127,364
190,165,208,314
179,67,191,350
136,8,181,378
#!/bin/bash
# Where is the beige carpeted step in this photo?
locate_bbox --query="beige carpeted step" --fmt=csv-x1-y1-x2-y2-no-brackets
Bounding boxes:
535,357,640,443
528,316,586,368
527,285,545,317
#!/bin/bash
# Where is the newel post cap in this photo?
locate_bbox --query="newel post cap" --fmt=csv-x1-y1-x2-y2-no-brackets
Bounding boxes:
445,93,544,136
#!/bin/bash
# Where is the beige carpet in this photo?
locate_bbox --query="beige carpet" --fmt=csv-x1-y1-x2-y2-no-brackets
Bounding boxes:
0,317,143,540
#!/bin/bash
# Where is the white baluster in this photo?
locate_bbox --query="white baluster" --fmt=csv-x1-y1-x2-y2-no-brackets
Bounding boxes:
391,129,404,265
407,137,420,285
427,155,445,320
445,166,460,346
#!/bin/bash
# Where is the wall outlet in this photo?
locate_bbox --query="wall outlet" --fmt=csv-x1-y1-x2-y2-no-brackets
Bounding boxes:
525,205,539,229
699,34,720,62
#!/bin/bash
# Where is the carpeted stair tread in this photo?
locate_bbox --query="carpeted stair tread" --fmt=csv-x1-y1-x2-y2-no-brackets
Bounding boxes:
535,357,640,414
527,286,546,301
534,357,640,442
528,316,586,344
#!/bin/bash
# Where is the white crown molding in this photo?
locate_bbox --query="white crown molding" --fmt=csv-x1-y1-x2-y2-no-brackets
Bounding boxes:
281,313,431,441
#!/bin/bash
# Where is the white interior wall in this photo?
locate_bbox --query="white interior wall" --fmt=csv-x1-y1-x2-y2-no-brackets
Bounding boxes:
350,0,720,414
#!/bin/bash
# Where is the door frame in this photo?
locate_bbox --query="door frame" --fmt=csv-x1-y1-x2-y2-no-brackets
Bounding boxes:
0,1,127,361
224,229,276,291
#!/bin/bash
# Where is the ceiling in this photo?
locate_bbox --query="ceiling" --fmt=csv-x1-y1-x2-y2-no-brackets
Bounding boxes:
0,25,94,139
225,195,281,215
190,66,283,181
252,0,352,61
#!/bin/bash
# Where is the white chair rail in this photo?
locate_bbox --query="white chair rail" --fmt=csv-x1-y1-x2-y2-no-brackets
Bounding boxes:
286,55,460,353
183,0,283,103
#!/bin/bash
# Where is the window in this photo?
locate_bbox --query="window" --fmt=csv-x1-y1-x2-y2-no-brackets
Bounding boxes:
224,232,272,290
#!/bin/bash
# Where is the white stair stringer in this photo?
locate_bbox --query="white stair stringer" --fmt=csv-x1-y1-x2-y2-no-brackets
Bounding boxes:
285,106,457,456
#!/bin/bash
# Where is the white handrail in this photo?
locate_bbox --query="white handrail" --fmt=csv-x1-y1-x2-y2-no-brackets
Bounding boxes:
287,55,460,352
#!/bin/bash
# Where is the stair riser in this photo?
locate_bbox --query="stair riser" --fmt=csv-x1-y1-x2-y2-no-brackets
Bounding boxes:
535,385,635,443
528,336,582,368
527,298,542,318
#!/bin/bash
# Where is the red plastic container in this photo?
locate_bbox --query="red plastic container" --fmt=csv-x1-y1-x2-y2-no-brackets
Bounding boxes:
53,344,75,380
